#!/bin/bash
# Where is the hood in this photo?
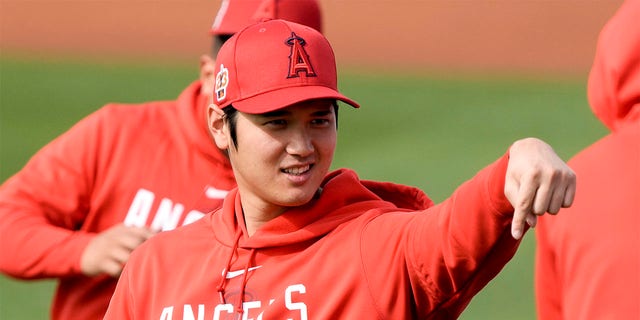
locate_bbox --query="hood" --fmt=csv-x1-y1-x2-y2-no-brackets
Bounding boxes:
176,81,232,162
213,168,434,249
587,0,640,131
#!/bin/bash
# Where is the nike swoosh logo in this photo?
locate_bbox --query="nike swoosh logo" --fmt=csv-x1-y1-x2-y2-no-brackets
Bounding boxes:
224,266,262,279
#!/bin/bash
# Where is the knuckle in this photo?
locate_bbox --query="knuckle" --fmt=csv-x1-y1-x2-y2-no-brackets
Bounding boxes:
533,207,546,215
517,198,532,209
545,206,558,215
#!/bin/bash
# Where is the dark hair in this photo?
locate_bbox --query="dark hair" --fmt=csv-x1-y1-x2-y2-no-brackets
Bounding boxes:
222,105,239,149
212,34,233,56
333,101,339,129
222,101,339,150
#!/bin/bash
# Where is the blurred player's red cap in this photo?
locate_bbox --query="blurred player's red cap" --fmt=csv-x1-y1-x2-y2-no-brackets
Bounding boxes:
213,19,359,114
211,0,323,35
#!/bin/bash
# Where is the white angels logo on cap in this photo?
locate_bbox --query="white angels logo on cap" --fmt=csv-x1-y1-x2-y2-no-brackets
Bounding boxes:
215,64,229,102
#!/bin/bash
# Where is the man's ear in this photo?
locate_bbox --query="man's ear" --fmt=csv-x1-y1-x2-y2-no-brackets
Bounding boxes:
207,104,229,150
200,54,216,95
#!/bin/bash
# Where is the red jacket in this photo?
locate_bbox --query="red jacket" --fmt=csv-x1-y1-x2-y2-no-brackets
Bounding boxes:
0,82,236,320
105,154,522,319
535,1,640,319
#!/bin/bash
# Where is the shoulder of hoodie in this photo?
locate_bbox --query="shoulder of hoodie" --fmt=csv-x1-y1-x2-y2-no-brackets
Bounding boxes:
66,99,184,144
92,99,180,127
568,120,640,174
130,214,214,260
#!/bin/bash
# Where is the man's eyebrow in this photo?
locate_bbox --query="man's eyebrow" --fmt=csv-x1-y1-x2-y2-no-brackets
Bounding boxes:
259,110,290,118
257,106,332,118
311,109,333,116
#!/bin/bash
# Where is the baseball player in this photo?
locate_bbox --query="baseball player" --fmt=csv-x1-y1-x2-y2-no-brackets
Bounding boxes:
0,1,322,319
535,1,640,318
104,19,576,319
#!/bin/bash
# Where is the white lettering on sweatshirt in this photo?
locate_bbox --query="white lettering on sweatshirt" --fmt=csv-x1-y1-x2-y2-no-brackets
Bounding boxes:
123,188,225,231
158,284,307,320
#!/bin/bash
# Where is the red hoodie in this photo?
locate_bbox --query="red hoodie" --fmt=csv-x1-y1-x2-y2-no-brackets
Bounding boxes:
0,81,236,320
104,154,522,319
535,1,640,319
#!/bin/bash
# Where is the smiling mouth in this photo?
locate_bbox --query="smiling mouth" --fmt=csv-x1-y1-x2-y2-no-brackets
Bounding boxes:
282,164,312,175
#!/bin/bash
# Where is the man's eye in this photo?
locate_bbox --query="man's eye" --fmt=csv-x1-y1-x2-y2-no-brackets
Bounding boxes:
265,119,286,126
311,119,331,126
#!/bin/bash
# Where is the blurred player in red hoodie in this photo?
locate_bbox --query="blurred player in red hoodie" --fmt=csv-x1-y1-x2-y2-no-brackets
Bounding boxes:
105,19,576,319
535,1,640,319
0,1,322,319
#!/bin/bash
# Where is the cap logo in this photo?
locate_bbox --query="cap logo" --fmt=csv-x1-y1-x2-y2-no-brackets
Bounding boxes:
215,64,229,102
285,32,316,78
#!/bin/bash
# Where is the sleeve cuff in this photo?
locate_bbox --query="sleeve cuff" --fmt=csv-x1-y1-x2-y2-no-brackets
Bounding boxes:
485,151,514,216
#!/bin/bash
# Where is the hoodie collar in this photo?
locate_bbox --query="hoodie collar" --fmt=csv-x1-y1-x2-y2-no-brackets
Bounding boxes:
212,168,434,249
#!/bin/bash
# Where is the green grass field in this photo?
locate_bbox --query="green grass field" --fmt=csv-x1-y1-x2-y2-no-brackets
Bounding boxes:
0,56,607,319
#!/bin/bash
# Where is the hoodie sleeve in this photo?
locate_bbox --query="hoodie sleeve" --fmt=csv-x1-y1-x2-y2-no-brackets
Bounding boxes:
361,153,518,318
416,152,518,317
0,109,106,278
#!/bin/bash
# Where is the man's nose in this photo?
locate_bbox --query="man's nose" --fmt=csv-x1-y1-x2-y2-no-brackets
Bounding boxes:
286,128,314,157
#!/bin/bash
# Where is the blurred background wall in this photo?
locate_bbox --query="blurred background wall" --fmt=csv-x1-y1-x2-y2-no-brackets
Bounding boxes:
1,0,623,77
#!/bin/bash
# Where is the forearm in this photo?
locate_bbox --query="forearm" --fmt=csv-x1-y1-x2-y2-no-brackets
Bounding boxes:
412,152,519,315
0,202,94,278
0,155,94,278
0,117,100,278
360,153,520,317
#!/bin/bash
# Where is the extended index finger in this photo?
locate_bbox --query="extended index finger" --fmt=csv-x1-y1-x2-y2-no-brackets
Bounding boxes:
511,179,537,240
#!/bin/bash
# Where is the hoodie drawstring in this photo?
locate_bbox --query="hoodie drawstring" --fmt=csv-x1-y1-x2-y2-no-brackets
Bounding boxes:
217,229,242,305
236,248,257,315
216,229,257,316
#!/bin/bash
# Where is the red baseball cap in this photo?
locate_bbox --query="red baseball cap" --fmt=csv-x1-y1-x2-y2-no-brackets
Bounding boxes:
213,19,359,114
211,0,323,35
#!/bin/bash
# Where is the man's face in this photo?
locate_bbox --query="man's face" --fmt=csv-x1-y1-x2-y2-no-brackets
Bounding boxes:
226,100,337,216
199,35,233,97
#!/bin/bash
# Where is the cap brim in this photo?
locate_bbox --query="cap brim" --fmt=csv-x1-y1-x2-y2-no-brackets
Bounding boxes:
230,85,360,114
